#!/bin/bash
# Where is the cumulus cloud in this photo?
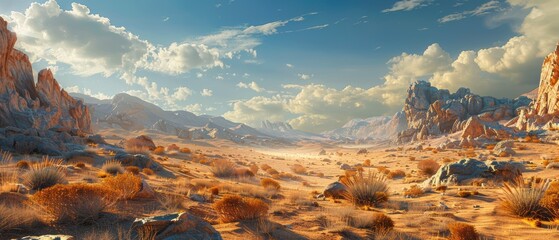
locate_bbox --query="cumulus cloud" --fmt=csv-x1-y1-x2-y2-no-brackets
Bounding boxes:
298,73,314,80
382,0,431,13
64,85,112,100
286,63,293,68
237,81,265,92
201,88,213,96
439,0,501,23
185,103,203,114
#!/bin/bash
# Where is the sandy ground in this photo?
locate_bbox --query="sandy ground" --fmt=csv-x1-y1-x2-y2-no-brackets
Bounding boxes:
2,127,559,239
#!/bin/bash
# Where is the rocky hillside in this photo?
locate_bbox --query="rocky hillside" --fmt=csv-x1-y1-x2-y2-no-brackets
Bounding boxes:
323,112,407,141
258,120,326,140
397,81,531,143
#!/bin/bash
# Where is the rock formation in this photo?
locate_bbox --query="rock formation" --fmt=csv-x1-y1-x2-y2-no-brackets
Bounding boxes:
0,17,91,132
534,43,559,115
398,81,530,143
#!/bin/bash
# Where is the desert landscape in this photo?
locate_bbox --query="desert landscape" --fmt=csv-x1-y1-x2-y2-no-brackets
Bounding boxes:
1,1,559,240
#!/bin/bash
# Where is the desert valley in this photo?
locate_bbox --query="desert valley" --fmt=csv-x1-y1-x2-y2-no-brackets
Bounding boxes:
2,1,559,240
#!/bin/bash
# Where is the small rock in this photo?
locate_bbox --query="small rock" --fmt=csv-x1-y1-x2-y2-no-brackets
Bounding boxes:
19,235,74,240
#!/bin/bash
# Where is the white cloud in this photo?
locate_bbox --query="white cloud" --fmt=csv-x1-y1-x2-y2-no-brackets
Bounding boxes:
163,17,170,22
382,0,431,13
286,63,293,68
439,1,500,23
145,42,223,75
186,103,203,114
64,85,112,100
237,81,265,92
201,88,213,96
171,87,192,101
216,75,224,80
298,73,314,80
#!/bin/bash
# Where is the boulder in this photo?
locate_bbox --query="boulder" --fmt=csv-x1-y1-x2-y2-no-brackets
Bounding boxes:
339,163,352,170
19,235,74,240
534,43,559,115
323,182,347,199
135,179,156,199
357,148,368,154
132,212,223,240
124,135,156,151
114,152,161,170
423,158,524,187
494,140,516,157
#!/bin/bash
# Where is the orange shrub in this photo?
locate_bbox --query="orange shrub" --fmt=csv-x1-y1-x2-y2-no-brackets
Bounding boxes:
290,164,307,175
102,172,143,200
16,160,30,169
212,195,269,223
404,185,424,198
265,168,279,176
376,166,390,175
167,144,180,151
30,183,115,224
153,146,165,155
387,169,405,179
457,191,472,198
126,166,140,175
142,168,155,175
235,168,255,178
436,185,448,192
260,164,271,171
370,213,394,232
417,159,440,176
261,178,281,190
363,159,371,167
249,164,259,175
209,186,220,195
179,147,192,154
74,162,86,169
448,222,479,240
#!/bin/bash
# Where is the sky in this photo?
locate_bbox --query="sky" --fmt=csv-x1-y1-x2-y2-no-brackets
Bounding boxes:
1,0,558,133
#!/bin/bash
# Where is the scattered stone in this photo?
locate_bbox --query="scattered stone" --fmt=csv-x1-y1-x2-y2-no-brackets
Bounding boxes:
323,182,347,199
189,193,205,202
339,163,352,170
132,212,223,240
318,149,326,155
357,148,368,154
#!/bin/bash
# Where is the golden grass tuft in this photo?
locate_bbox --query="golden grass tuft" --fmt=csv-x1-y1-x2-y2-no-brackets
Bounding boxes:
210,160,237,178
152,146,165,155
212,195,269,223
22,159,66,191
448,222,479,240
142,168,155,175
500,177,551,220
417,159,440,176
0,203,40,232
179,147,192,154
16,160,30,170
125,166,140,175
30,183,115,224
341,171,389,207
101,160,124,176
290,164,307,175
102,172,143,200
404,185,424,198
260,178,281,190
386,169,406,179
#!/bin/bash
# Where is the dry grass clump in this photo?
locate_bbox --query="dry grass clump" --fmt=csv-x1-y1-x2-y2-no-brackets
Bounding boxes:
447,222,479,240
101,160,124,176
142,168,154,175
16,160,30,170
363,159,371,167
353,213,394,233
376,166,390,175
125,166,140,175
290,164,307,175
541,181,559,218
500,177,551,220
152,146,165,155
0,203,40,232
210,160,237,178
457,191,472,198
74,162,86,169
30,183,115,224
235,168,255,178
404,185,424,198
102,172,143,200
166,144,180,152
341,171,389,207
22,159,66,191
179,147,192,154
212,195,269,223
417,159,440,176
249,164,259,175
209,186,220,195
261,178,281,190
436,185,448,192
387,169,406,179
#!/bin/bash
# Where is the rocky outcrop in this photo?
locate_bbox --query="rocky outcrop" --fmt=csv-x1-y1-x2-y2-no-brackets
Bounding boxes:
323,182,347,199
422,159,524,187
534,44,559,115
0,17,91,132
324,112,407,141
398,81,530,143
132,212,223,240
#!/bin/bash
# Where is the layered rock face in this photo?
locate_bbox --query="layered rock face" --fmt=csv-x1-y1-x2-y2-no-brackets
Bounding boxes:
398,81,530,142
0,17,91,132
534,44,559,115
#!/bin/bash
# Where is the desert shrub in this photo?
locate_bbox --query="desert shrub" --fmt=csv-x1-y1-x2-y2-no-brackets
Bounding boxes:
0,203,39,232
387,169,406,179
448,222,479,240
363,159,371,167
457,191,472,198
101,160,124,176
260,164,271,171
541,181,559,218
265,168,279,176
436,185,448,192
417,159,440,176
165,144,179,152
30,183,115,224
341,171,389,207
125,166,140,175
349,212,394,232
209,186,220,195
22,160,66,190
16,160,30,170
376,166,390,175
102,172,143,200
404,185,424,198
152,146,165,155
142,168,155,175
211,160,236,178
74,162,86,169
235,168,255,178
212,195,269,223
261,178,281,190
249,164,259,175
179,147,191,154
500,178,551,220
291,164,307,175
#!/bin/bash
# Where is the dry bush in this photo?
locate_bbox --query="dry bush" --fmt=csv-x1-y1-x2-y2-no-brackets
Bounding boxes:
152,146,165,155
125,166,140,175
436,185,448,192
288,191,313,205
363,159,371,167
249,164,259,175
448,222,479,240
210,160,236,178
265,168,279,176
0,203,40,232
376,166,390,175
290,164,307,175
16,160,30,170
213,195,269,223
179,147,192,154
500,177,551,220
166,144,180,152
30,183,115,224
352,213,394,232
209,186,220,195
387,169,406,179
457,191,472,198
404,185,424,198
142,168,154,175
235,168,255,178
541,181,559,218
101,160,124,176
74,162,86,169
102,173,143,200
22,159,66,191
260,164,271,171
261,178,281,190
341,171,389,207
485,144,495,150
417,159,440,176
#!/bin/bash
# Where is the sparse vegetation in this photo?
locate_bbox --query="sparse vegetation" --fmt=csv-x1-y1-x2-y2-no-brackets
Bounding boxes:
386,169,406,179
341,171,389,207
16,160,30,169
448,222,479,240
290,164,307,175
211,160,237,178
212,195,269,223
22,159,66,190
125,166,140,175
261,178,281,190
101,160,124,176
142,168,155,175
500,177,551,220
404,185,424,198
152,146,165,155
417,159,440,176
102,172,143,200
179,147,192,154
0,204,40,232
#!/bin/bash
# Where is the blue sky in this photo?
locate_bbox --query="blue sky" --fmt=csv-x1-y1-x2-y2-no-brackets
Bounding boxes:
1,0,557,132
